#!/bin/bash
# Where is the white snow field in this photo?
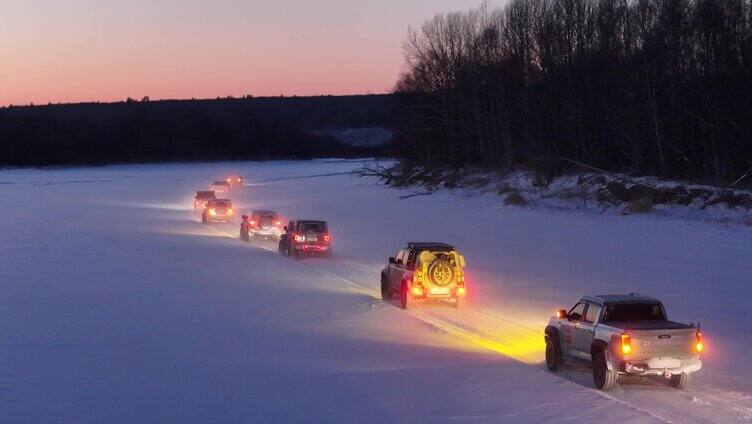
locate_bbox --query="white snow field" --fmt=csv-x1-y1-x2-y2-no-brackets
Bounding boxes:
1,160,752,423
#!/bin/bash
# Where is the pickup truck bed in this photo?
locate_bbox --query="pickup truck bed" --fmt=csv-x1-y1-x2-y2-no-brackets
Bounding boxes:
606,320,692,330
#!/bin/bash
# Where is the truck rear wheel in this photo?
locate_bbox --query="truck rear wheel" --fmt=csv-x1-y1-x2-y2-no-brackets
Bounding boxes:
545,333,564,372
592,351,618,391
669,372,692,390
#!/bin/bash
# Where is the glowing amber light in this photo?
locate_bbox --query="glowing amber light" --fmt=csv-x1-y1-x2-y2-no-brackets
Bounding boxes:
620,333,632,355
457,287,466,295
411,286,423,296
696,331,703,352
209,208,217,216
556,310,566,319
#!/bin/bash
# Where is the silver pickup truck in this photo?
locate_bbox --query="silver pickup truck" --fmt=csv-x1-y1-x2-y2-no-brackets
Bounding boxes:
545,294,703,391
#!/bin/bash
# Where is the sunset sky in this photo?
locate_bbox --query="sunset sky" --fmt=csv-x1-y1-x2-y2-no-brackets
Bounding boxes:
1,0,494,106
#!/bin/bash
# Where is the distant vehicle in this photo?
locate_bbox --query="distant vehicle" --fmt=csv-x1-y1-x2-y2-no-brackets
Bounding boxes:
209,180,231,195
193,191,216,211
240,210,283,241
201,199,235,224
278,220,332,259
380,242,467,310
545,294,703,391
226,175,243,187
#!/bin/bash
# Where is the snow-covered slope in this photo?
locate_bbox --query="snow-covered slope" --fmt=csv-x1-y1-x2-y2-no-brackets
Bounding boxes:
1,160,751,423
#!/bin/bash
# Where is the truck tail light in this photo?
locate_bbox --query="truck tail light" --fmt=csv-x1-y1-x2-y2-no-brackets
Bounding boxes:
228,208,234,214
293,234,305,243
323,234,331,243
696,330,703,353
250,220,256,225
620,333,632,355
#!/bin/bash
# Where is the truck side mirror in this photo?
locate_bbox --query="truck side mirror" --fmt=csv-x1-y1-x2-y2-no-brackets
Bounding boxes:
388,257,395,264
556,309,568,319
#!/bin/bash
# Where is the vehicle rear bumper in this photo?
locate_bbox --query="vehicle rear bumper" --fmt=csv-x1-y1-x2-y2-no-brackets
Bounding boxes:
251,229,282,237
207,216,233,222
414,286,460,299
622,358,702,376
295,244,330,253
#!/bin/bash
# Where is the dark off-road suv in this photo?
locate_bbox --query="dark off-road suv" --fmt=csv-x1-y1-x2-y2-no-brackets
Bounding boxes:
381,242,467,309
278,220,332,259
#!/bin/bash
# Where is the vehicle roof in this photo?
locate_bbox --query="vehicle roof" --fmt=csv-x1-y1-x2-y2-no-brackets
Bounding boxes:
252,210,277,215
406,242,455,251
212,180,229,185
196,190,215,195
583,294,661,304
209,198,232,203
294,220,327,224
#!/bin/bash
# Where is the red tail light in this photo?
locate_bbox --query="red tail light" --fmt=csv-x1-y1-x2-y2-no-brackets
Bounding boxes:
620,333,632,355
250,220,256,225
323,234,331,243
275,221,282,226
293,234,305,243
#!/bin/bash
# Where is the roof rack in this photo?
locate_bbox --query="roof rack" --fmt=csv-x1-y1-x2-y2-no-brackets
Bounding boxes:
407,242,455,251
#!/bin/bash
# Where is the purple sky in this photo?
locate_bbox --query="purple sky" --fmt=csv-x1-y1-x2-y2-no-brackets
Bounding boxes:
1,0,496,105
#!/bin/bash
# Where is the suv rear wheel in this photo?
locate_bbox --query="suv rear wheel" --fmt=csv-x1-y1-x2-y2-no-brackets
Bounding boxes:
380,278,390,301
453,296,465,309
400,283,412,310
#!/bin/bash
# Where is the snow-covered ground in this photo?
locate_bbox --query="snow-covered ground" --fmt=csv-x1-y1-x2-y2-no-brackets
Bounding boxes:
1,160,751,423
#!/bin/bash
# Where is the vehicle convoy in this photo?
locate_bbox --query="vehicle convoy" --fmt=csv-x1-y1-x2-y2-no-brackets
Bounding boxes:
193,191,216,211
278,220,332,258
240,210,283,241
545,294,703,391
381,242,467,310
201,199,235,224
226,175,243,187
210,180,231,195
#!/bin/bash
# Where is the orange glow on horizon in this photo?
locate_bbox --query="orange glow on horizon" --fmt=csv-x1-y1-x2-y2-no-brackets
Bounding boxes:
0,0,495,106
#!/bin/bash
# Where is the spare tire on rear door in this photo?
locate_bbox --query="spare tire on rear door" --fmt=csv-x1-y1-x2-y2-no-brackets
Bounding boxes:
427,255,454,287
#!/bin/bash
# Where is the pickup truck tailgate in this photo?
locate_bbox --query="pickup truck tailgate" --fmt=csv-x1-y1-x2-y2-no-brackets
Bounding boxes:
629,328,698,360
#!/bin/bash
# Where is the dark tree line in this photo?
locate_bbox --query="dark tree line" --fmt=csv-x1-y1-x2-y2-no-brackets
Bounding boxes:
0,95,393,166
394,0,752,185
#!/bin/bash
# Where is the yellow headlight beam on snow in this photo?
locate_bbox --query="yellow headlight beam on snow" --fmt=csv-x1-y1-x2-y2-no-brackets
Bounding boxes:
187,212,545,364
